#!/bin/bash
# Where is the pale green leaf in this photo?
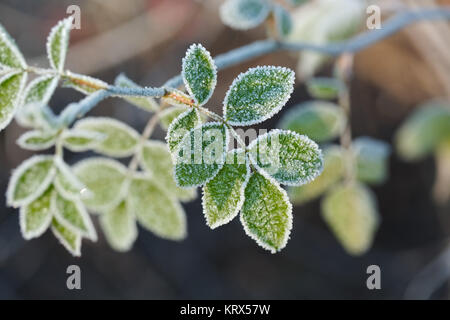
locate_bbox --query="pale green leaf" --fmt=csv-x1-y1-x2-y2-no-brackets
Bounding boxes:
353,137,390,185
63,71,108,94
166,108,201,153
46,17,73,72
19,187,54,240
23,74,59,106
273,4,293,38
241,172,292,253
51,217,81,256
220,0,271,30
15,103,56,130
306,77,343,100
0,71,27,131
159,105,189,130
62,129,105,152
224,66,295,126
17,130,57,151
53,158,90,201
0,23,27,69
114,74,159,112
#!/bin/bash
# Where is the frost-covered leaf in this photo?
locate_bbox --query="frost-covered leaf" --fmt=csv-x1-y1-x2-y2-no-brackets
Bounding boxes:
395,101,450,161
114,74,159,112
220,0,271,30
100,201,137,252
53,158,89,201
353,137,390,185
0,71,27,131
15,103,56,130
51,191,97,241
61,129,105,152
174,122,229,188
7,155,55,207
51,217,81,256
19,187,54,240
74,117,139,157
162,89,195,109
203,149,250,229
279,101,346,143
224,66,295,126
249,129,323,186
166,108,201,153
159,105,189,130
0,23,27,69
17,130,57,150
322,182,380,256
23,75,59,107
63,71,108,94
273,4,293,38
306,77,343,100
129,176,187,240
140,141,196,202
73,158,127,213
46,17,73,72
241,172,292,253
289,144,344,204
182,44,217,106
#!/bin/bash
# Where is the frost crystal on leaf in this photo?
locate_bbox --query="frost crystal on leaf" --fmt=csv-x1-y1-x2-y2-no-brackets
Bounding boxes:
53,158,89,201
19,187,54,240
166,108,201,154
22,75,59,107
51,216,81,257
63,71,108,94
62,129,105,152
0,23,27,69
220,0,271,30
224,66,295,126
159,105,190,130
353,137,391,186
182,44,217,106
240,172,293,253
273,4,293,38
114,74,159,112
17,130,57,151
0,71,27,131
46,17,73,72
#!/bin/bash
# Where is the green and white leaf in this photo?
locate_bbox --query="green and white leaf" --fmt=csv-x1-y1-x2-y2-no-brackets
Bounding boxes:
203,149,250,229
61,129,105,152
174,122,229,188
17,130,57,150
159,105,189,130
249,129,323,186
100,201,137,252
322,182,380,256
74,117,139,157
220,0,271,30
273,4,293,38
0,71,27,131
306,77,343,100
63,71,108,94
161,90,194,109
166,108,201,153
240,172,292,253
7,155,55,208
353,137,391,185
279,101,346,143
224,66,295,126
0,23,27,69
129,175,187,240
53,157,90,201
15,103,56,130
19,187,54,240
114,74,159,112
22,74,59,107
51,217,81,257
46,17,73,72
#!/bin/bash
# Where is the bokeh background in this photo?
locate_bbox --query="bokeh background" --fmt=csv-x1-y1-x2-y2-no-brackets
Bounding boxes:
0,0,449,299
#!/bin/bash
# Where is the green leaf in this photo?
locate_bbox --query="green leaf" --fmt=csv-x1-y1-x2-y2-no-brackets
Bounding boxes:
273,4,293,38
322,182,380,256
279,101,346,143
306,77,343,100
7,155,55,207
140,141,197,202
174,122,229,188
0,23,27,69
73,158,128,213
23,74,59,106
203,149,250,229
114,74,159,112
224,66,295,126
46,17,73,72
100,201,137,252
166,108,201,153
53,158,89,201
159,105,189,130
0,71,27,131
395,100,450,161
289,144,344,204
241,172,292,253
220,0,271,30
182,44,217,106
249,129,323,186
17,130,57,151
63,71,108,94
51,217,81,256
74,117,139,157
15,103,56,130
62,129,105,152
129,175,187,240
19,187,54,240
353,137,390,185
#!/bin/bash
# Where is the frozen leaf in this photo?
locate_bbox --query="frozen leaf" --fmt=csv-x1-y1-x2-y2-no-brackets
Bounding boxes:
353,137,391,185
273,4,293,38
23,75,59,107
15,103,56,130
224,66,295,126
51,217,81,256
74,117,139,157
100,201,137,252
7,155,55,207
162,90,194,109
62,129,105,152
306,77,343,100
73,158,127,213
279,101,346,143
46,17,73,72
19,187,54,240
63,71,108,94
289,145,344,204
129,176,187,240
241,172,292,253
249,129,323,186
159,105,189,130
114,74,159,112
53,158,89,201
166,108,201,153
17,130,57,151
182,44,217,106
0,71,27,131
0,23,27,69
322,182,380,256
203,149,250,229
220,0,271,30
140,141,197,202
174,122,229,188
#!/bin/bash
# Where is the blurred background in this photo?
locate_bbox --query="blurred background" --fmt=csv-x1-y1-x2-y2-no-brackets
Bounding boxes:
0,0,449,299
